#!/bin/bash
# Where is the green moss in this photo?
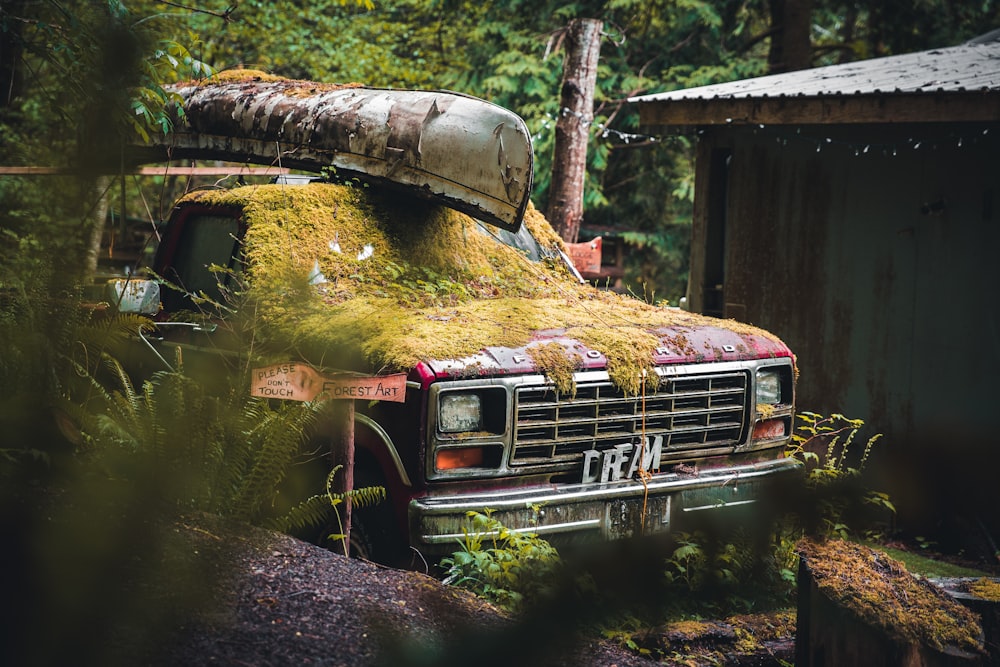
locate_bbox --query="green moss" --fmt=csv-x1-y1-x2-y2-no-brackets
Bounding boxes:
198,68,364,93
527,342,581,396
664,619,712,639
204,69,286,84
798,538,983,655
966,578,1000,602
178,183,785,392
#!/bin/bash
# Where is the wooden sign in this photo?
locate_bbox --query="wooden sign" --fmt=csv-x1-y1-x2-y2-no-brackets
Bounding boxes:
322,374,407,403
566,236,602,276
251,363,407,403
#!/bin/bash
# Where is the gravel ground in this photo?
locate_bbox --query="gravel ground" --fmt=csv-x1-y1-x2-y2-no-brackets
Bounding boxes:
4,491,791,667
156,516,660,667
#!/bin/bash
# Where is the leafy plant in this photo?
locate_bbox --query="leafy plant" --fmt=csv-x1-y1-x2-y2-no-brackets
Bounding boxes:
274,464,386,557
660,526,798,617
786,411,894,540
441,509,563,611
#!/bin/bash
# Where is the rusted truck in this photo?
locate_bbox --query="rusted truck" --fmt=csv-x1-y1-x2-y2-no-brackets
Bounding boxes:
114,72,800,563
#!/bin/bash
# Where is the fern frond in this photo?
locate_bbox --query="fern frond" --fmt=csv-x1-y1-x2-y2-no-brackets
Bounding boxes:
268,493,337,533
228,399,322,523
318,463,388,510
340,484,387,509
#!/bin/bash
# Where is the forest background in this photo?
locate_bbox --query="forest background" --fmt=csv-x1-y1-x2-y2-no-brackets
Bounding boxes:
3,0,996,305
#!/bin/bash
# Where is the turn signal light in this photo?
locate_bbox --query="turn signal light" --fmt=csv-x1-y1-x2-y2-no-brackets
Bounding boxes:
752,419,786,440
436,447,485,470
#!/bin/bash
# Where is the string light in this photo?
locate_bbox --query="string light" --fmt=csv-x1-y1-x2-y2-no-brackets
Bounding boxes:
532,108,997,156
532,107,670,146
704,124,996,157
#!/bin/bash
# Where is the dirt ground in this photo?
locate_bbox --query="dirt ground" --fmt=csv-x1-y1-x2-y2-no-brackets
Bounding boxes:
155,515,668,667
3,486,794,667
11,502,995,666
143,514,799,667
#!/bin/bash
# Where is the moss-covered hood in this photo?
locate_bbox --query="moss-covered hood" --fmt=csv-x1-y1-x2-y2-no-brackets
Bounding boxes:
179,183,791,395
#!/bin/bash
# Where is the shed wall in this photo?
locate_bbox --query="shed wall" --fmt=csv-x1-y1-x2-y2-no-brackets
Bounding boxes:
691,124,1000,524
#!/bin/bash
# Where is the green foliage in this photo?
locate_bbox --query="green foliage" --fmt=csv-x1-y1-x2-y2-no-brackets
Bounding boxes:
79,352,327,525
660,526,799,617
786,410,893,540
2,2,212,158
441,509,563,611
273,464,386,556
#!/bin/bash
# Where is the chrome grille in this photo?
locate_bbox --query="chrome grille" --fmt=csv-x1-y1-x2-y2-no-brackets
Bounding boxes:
512,372,749,467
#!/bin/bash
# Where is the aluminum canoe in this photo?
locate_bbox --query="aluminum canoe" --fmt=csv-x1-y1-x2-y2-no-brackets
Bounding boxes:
130,73,534,231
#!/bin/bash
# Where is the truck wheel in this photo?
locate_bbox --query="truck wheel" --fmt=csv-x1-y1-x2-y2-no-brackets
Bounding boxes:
345,479,407,567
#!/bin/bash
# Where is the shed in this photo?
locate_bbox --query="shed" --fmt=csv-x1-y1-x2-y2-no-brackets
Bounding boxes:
630,32,1000,531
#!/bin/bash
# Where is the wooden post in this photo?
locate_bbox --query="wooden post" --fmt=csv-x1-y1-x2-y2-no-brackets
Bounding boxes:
796,539,985,666
547,18,602,244
329,399,355,555
250,365,407,556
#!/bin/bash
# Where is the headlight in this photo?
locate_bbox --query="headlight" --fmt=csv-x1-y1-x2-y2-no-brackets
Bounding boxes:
756,370,782,405
439,393,483,433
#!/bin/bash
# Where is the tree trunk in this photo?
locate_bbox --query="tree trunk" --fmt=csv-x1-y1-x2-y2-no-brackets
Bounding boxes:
83,176,110,281
547,18,602,244
0,1,27,107
767,0,813,73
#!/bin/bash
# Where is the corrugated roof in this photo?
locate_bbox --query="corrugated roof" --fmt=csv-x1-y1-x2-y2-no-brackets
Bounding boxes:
631,31,1000,103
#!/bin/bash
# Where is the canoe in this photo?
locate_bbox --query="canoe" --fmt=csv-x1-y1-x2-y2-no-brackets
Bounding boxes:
129,71,534,231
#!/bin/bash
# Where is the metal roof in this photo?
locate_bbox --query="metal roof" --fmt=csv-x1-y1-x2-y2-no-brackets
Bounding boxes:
633,31,1000,102
631,31,1000,127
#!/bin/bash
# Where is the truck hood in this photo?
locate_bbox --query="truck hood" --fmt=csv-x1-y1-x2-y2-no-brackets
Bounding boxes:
187,183,791,395
424,322,790,380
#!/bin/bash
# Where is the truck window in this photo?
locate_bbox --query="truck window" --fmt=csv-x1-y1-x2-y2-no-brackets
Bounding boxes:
476,221,543,261
160,214,242,314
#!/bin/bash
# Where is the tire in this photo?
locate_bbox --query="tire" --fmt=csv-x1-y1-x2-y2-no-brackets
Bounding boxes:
345,470,407,567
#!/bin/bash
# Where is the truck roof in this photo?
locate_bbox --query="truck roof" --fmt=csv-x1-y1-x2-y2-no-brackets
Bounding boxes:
169,182,791,394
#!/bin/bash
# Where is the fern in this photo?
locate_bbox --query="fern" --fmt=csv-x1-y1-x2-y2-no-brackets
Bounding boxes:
275,493,340,534
227,399,323,522
75,348,389,542
271,465,386,527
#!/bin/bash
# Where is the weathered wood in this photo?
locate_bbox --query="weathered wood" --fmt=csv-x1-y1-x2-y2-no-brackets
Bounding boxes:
796,540,986,666
636,92,1000,129
127,73,534,231
547,19,602,243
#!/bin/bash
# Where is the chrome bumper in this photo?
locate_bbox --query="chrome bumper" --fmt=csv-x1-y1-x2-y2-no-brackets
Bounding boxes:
409,457,802,552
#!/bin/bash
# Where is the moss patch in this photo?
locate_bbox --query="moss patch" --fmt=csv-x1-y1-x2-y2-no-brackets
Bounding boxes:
527,342,582,396
178,183,785,392
798,538,983,655
198,68,364,93
965,578,1000,602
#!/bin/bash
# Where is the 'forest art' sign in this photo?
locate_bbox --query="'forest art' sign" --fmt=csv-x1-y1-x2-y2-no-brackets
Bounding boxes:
251,363,407,403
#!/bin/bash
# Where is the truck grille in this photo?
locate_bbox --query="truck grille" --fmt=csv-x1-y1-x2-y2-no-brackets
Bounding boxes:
511,372,749,468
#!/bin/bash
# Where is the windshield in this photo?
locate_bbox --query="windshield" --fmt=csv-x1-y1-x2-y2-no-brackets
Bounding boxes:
475,221,544,261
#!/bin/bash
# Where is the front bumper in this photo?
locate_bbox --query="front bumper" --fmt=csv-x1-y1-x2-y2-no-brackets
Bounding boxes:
409,457,802,553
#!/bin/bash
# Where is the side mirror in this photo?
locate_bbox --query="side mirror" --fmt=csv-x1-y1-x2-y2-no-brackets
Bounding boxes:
105,278,160,315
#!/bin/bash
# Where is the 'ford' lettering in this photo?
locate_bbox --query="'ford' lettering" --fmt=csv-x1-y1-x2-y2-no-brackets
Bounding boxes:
581,435,663,483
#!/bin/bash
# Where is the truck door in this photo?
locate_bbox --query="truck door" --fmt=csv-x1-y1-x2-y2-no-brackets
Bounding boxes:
138,205,244,387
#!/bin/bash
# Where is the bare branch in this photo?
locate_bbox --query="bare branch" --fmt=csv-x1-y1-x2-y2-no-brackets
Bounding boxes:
154,1,238,22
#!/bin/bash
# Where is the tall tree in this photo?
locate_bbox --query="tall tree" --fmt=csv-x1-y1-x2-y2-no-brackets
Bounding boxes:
547,18,602,243
767,0,813,72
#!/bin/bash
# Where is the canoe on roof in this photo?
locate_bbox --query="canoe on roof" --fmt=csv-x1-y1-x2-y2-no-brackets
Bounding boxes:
129,70,534,232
